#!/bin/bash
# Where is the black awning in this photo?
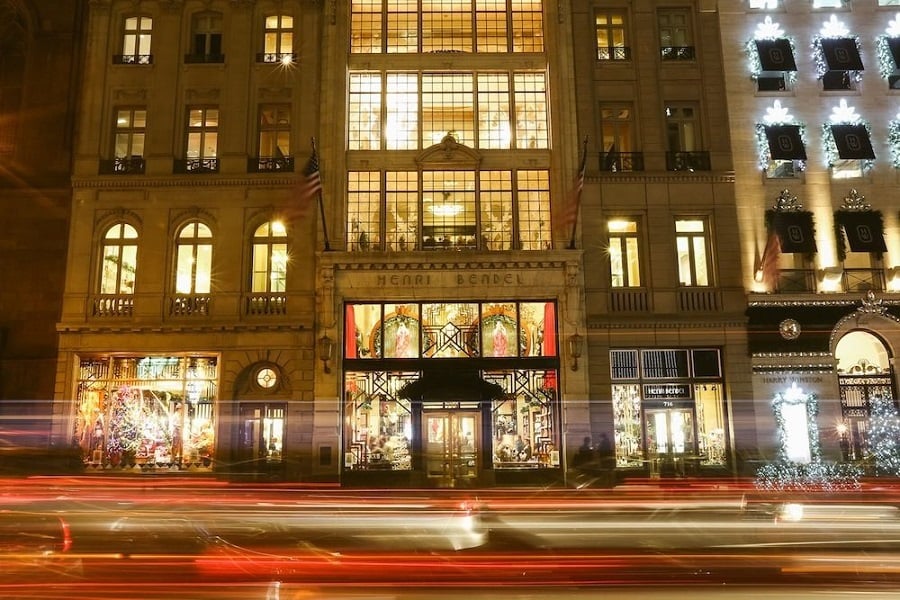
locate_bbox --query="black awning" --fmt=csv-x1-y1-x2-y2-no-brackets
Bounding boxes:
764,124,806,160
889,37,900,69
831,124,875,160
835,211,887,254
398,369,506,402
755,39,797,71
821,38,864,71
770,210,817,254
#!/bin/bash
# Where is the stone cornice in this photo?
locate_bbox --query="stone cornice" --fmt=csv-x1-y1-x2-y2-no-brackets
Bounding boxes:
321,251,578,272
588,319,747,330
72,175,297,189
57,321,308,335
589,172,736,185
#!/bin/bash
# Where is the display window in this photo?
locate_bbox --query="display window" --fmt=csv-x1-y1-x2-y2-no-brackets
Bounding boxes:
74,356,217,470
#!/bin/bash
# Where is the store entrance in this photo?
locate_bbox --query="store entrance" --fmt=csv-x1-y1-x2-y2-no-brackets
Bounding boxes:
645,408,694,477
235,403,285,478
423,409,480,487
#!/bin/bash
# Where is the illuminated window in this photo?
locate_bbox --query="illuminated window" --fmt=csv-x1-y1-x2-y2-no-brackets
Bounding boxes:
107,107,146,174
596,11,628,60
350,0,543,54
188,12,223,63
117,16,152,64
261,14,294,63
665,104,699,152
183,106,219,172
348,70,547,150
347,170,550,252
599,105,636,171
175,222,212,295
256,104,292,171
251,221,288,293
748,0,779,8
607,220,641,288
675,219,710,287
100,223,138,295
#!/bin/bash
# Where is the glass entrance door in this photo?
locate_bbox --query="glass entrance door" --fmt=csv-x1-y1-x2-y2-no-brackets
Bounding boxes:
424,410,480,487
645,409,694,477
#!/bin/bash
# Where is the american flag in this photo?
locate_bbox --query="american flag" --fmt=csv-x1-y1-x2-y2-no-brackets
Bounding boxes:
564,137,589,247
755,230,781,286
297,143,322,207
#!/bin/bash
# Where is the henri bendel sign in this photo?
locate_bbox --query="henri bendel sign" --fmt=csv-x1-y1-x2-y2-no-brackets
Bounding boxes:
643,383,692,400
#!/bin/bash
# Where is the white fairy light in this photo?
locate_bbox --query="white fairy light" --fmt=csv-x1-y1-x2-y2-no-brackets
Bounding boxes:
888,14,900,38
828,99,861,124
763,100,794,125
755,16,785,40
820,15,850,38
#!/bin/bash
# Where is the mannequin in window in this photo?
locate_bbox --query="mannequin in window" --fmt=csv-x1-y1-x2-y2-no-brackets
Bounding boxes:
492,320,508,356
395,320,412,358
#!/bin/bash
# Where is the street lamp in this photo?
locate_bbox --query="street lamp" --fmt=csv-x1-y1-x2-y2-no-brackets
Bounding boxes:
568,332,583,372
318,333,335,374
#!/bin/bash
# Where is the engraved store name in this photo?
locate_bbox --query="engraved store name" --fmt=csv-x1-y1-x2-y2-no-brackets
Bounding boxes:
374,272,527,287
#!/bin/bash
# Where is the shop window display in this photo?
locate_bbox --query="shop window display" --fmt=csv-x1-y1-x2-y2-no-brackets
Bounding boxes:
74,356,217,470
344,371,417,471
488,372,559,469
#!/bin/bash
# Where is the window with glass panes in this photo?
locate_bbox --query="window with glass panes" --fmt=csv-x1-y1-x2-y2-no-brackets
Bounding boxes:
185,106,218,160
121,16,152,64
262,15,294,62
113,107,146,159
258,104,291,159
175,222,212,295
100,223,138,295
596,11,627,60
608,220,641,287
599,104,634,171
190,12,223,61
348,71,548,151
350,0,543,54
675,219,710,287
251,221,288,293
347,170,550,252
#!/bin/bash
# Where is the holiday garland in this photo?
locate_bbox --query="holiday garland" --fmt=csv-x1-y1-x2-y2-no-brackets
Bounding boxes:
889,118,900,169
832,209,885,262
811,34,863,83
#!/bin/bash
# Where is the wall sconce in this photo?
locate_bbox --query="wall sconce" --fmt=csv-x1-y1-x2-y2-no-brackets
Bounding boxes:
567,332,583,372
318,333,335,374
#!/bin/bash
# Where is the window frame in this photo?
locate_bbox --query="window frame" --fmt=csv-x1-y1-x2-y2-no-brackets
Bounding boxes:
595,9,629,61
188,11,224,63
260,14,295,63
607,219,642,288
183,106,219,173
657,9,694,61
117,15,153,65
174,221,213,296
674,218,712,287
98,222,139,296
250,220,289,294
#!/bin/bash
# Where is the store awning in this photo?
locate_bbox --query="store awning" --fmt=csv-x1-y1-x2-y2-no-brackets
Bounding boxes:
764,124,806,160
769,210,817,254
821,38,864,71
889,37,900,69
835,211,887,254
755,39,797,71
830,124,875,160
398,369,506,402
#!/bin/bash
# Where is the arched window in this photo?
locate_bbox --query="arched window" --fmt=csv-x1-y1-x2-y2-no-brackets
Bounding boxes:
175,221,212,294
100,223,138,294
251,220,288,293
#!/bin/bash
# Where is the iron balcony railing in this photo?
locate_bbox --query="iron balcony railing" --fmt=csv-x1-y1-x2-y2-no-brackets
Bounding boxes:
184,53,225,64
256,52,297,64
597,46,632,61
775,269,816,293
842,268,885,293
174,158,219,174
599,152,644,172
660,46,695,61
99,157,145,175
113,54,152,65
666,151,711,172
248,156,295,173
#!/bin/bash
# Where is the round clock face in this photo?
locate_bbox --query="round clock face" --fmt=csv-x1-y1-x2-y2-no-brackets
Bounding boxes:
779,318,801,340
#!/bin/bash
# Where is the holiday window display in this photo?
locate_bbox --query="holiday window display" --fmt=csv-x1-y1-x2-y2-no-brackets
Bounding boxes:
74,356,217,470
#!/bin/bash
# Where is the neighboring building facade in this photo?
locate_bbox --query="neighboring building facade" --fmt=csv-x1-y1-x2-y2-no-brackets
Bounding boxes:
721,0,900,464
572,0,755,478
0,0,82,444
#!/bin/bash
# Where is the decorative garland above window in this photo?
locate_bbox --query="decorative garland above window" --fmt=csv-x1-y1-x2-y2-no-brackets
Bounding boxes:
821,99,875,173
811,16,863,83
755,100,806,170
875,35,899,80
889,116,900,169
746,17,798,86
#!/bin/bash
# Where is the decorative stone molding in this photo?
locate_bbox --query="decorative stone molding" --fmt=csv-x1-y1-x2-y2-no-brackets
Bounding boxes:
113,88,148,102
97,206,143,230
170,206,217,230
415,133,482,169
259,87,293,101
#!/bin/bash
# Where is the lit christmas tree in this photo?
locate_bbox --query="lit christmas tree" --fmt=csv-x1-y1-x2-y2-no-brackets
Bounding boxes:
867,395,900,477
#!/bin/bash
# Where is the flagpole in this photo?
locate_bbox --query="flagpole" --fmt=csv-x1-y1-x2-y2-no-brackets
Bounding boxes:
311,138,331,251
567,136,588,250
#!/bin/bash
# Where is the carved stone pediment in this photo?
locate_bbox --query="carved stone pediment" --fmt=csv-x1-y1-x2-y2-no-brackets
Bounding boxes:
415,133,482,170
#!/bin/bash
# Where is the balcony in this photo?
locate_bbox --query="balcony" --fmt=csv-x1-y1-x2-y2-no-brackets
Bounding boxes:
609,289,650,312
245,293,287,316
678,288,720,312
112,54,152,65
256,52,297,64
842,268,885,293
174,158,219,174
92,295,134,317
599,152,644,172
248,156,295,173
666,151,710,172
660,46,695,61
99,157,145,175
184,53,225,64
169,295,211,317
775,269,816,293
598,46,631,61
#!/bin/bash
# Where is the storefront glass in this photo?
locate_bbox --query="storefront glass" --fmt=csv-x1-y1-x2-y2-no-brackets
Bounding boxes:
344,371,417,471
487,369,559,468
74,356,217,470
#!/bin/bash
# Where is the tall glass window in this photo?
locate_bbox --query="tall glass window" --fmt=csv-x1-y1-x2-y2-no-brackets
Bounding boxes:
121,16,152,64
665,104,699,152
350,1,544,54
190,12,223,61
175,222,212,295
185,106,218,168
262,15,294,62
113,107,146,173
100,223,138,295
675,219,710,287
348,71,548,151
251,221,288,293
257,104,292,162
608,219,641,287
595,11,627,60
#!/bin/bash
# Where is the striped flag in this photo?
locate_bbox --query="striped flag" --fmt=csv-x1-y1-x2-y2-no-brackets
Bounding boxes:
565,137,589,248
755,230,781,285
298,143,322,207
